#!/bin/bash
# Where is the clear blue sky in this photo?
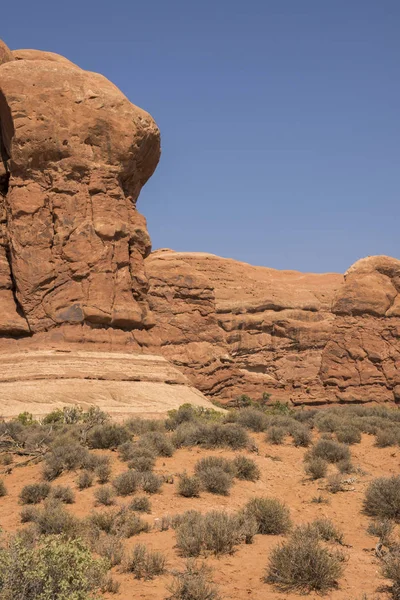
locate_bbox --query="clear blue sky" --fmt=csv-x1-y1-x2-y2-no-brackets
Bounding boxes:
2,0,399,273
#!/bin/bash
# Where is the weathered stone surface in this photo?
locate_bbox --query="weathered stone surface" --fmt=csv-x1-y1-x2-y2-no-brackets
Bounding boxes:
0,45,160,334
144,251,400,405
0,351,214,418
0,41,13,67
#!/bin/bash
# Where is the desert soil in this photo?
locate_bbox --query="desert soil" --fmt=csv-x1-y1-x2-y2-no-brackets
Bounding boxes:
0,432,398,600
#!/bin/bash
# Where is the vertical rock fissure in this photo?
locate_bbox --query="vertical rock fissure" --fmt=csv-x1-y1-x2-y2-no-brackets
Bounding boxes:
4,245,31,333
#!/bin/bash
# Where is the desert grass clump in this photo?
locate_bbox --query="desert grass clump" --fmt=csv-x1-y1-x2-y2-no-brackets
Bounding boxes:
113,470,141,496
141,471,163,494
304,457,328,480
363,476,400,521
124,543,166,579
266,426,286,445
367,519,394,545
265,530,345,592
194,456,234,475
336,426,361,445
77,470,94,490
309,518,344,544
50,484,75,504
307,438,351,464
241,497,291,535
174,510,205,557
167,560,221,600
130,496,152,513
203,511,243,555
198,467,233,496
19,482,51,504
178,473,202,498
233,455,260,481
94,485,116,506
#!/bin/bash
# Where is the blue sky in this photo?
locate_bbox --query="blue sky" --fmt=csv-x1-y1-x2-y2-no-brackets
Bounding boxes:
2,0,399,273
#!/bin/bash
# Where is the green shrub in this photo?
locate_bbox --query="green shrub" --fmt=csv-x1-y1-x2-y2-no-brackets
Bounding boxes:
124,543,166,579
265,530,344,591
336,427,361,445
167,560,221,600
198,467,233,496
364,476,400,521
87,423,130,449
241,497,291,535
233,455,260,481
77,470,94,490
307,438,351,463
50,485,75,504
130,496,151,513
94,485,115,506
304,457,328,480
266,426,286,445
113,470,141,496
0,534,107,600
19,482,51,504
141,472,163,494
178,473,202,498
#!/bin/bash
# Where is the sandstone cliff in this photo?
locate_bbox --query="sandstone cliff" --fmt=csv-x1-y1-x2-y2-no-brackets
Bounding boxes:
144,251,400,405
0,39,399,410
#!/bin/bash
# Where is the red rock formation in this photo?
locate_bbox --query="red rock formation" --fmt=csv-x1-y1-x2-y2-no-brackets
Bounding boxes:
0,39,398,409
144,251,400,405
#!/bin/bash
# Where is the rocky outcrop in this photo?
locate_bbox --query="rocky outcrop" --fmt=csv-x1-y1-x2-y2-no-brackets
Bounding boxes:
0,41,160,335
0,39,398,410
144,251,400,405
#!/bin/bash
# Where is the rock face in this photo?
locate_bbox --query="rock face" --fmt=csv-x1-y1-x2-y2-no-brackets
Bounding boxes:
0,41,160,335
0,39,399,410
144,251,400,405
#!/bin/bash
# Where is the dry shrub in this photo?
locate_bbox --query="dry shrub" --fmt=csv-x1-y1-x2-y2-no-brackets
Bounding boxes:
87,423,130,449
367,519,394,545
96,462,112,484
240,497,291,535
291,424,312,447
50,485,75,504
178,473,202,498
364,476,400,522
194,456,234,475
236,408,269,432
92,532,125,566
19,483,50,505
138,431,175,457
265,528,345,592
174,511,205,557
326,474,345,494
141,471,163,494
198,467,233,496
233,455,260,481
34,499,79,536
375,428,399,448
94,485,116,506
336,426,361,445
174,510,244,557
304,457,328,480
77,470,94,490
266,426,286,445
124,543,166,579
167,560,221,600
381,546,400,599
307,518,344,544
307,438,351,463
130,496,152,513
337,458,355,474
113,470,141,496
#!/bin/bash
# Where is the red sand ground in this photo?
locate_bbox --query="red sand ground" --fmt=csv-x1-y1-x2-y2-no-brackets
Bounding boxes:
0,432,398,600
